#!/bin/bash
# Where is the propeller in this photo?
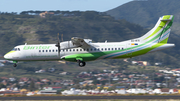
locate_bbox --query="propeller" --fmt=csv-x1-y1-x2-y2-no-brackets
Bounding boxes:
55,33,61,57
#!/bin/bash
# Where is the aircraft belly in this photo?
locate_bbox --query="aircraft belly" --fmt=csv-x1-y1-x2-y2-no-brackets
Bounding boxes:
64,52,101,62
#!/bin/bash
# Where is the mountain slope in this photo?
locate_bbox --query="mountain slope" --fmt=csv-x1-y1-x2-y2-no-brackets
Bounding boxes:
106,0,180,29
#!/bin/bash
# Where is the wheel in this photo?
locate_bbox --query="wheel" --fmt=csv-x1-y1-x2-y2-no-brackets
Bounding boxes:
78,61,86,67
13,64,17,67
82,62,86,66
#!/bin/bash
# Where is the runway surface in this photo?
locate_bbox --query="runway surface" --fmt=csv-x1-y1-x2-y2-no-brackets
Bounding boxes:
1,95,180,100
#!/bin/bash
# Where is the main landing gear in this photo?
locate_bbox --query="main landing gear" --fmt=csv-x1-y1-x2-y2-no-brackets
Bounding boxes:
77,60,86,67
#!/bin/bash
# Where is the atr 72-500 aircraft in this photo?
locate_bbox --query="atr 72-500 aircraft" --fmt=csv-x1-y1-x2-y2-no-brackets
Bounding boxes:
4,15,175,67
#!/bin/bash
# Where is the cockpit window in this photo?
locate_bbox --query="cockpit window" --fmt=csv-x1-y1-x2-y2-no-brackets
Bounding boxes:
12,48,15,51
12,48,20,51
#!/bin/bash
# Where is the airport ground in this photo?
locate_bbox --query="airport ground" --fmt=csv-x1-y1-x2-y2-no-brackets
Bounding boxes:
1,96,180,101
2,99,180,101
1,99,180,101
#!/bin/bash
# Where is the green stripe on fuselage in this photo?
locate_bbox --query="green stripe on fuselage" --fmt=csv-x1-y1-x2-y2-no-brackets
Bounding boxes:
63,49,125,62
114,38,168,59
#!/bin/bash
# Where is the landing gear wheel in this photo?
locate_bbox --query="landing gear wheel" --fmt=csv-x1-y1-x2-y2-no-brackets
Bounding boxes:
78,61,86,67
13,64,17,67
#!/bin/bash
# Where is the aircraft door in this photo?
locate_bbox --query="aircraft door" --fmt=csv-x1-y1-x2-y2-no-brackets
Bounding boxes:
60,49,65,57
31,50,39,59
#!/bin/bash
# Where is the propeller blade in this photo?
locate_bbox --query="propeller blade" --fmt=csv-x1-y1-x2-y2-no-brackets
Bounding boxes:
57,33,60,43
55,33,61,58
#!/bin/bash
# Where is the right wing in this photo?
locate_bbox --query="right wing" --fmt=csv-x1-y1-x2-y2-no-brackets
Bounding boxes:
71,37,92,48
60,37,96,49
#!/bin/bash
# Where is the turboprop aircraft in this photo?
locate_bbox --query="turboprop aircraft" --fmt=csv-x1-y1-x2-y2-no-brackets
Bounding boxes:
4,15,175,67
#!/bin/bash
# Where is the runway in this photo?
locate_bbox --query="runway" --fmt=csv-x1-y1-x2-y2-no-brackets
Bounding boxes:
1,95,180,100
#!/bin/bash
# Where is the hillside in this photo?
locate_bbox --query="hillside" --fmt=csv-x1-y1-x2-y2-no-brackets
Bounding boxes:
106,0,180,37
106,0,180,28
0,11,179,69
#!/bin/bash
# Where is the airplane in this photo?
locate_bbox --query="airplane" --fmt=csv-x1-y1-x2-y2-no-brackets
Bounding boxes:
4,15,175,67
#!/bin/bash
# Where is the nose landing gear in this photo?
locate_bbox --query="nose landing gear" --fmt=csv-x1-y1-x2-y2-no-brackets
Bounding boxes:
13,63,17,67
13,61,18,67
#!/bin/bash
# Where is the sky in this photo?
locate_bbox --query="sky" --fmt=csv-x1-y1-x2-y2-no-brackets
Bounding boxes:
0,0,132,13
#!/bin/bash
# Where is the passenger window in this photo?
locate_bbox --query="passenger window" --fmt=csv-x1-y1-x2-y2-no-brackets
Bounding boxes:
76,49,78,51
112,48,113,50
66,49,68,52
53,50,54,52
80,49,82,51
105,48,107,51
91,49,93,51
118,48,120,50
46,50,48,52
18,48,20,51
39,50,41,52
97,48,99,51
115,48,117,50
94,48,96,51
49,50,51,52
70,49,71,51
108,48,110,50
87,49,89,51
73,49,75,51
42,50,44,52
101,48,103,51
84,49,86,51
122,48,124,50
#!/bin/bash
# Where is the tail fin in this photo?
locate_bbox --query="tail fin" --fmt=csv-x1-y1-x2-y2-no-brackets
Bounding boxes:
140,15,174,44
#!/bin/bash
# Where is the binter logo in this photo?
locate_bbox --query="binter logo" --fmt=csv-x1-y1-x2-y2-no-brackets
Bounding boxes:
23,46,52,50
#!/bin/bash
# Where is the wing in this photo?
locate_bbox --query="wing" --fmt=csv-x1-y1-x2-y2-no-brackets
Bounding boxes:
71,37,92,48
60,37,95,49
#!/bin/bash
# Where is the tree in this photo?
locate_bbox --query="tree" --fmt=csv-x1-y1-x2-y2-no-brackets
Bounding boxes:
0,84,6,88
29,80,35,91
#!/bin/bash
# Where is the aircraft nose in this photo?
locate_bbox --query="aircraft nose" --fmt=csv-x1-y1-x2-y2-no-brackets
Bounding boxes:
4,54,11,60
4,54,8,59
